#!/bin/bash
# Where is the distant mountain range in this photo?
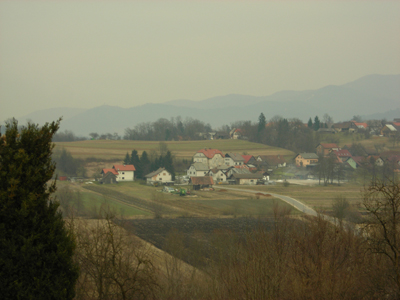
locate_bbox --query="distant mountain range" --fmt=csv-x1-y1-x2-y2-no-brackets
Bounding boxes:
17,74,400,136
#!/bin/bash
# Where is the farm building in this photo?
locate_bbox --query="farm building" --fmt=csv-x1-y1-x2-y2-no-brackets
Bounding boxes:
145,168,173,185
100,171,117,184
191,176,214,190
229,173,263,185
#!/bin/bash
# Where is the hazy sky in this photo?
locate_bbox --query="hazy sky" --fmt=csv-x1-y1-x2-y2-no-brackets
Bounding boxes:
1,1,399,122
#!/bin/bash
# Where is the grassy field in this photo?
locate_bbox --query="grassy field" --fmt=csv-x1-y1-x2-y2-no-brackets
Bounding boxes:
54,139,295,160
70,181,297,218
79,191,151,217
228,183,364,213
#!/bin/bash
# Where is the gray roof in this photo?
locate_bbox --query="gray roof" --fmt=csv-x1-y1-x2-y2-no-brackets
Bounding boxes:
190,162,209,171
225,153,245,162
297,153,319,159
230,168,251,174
145,167,168,178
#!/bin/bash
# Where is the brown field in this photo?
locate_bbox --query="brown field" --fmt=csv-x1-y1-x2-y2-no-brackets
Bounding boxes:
54,139,295,160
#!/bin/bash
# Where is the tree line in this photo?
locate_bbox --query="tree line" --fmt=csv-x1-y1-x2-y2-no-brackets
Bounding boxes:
123,117,213,141
123,144,176,180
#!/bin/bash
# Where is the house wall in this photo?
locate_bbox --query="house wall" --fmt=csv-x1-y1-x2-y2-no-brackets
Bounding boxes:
237,178,257,185
211,170,227,182
295,156,318,167
117,170,134,181
224,157,243,167
193,153,208,164
151,171,172,183
208,154,224,168
187,166,208,177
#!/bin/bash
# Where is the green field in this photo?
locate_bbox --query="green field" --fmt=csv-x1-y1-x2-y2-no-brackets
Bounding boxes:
55,139,295,160
79,190,151,217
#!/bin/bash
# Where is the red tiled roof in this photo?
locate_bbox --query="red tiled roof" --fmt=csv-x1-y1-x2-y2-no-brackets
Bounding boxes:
353,122,368,128
113,164,136,171
197,149,224,159
241,155,253,164
393,122,400,127
333,149,352,157
102,168,118,175
319,143,338,149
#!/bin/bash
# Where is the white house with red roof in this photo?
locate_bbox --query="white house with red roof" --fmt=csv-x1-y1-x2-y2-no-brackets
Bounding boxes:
193,148,225,169
101,164,136,182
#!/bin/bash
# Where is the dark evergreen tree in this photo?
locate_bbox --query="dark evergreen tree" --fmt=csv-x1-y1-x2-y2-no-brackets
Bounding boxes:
308,117,313,128
123,152,130,165
313,116,320,131
163,150,176,180
130,150,141,178
0,120,79,299
257,113,266,143
140,151,151,179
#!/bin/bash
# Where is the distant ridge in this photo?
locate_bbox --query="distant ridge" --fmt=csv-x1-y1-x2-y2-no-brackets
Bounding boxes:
15,74,400,136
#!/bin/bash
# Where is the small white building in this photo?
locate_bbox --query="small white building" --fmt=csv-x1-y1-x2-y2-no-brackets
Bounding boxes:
145,168,173,185
187,162,209,177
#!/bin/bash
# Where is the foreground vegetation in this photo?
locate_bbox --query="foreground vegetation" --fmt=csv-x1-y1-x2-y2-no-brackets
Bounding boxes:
69,179,400,300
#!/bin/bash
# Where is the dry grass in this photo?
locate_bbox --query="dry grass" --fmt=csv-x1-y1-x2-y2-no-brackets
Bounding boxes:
229,183,364,212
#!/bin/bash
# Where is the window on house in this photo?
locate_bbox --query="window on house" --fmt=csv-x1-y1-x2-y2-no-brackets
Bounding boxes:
122,172,125,174
159,178,162,181
204,172,206,175
122,177,125,180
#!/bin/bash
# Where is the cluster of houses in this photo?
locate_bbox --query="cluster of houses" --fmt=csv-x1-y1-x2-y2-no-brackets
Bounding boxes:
294,142,400,179
100,118,400,186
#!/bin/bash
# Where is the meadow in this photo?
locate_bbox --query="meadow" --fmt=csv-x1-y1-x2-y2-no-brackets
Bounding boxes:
55,139,295,160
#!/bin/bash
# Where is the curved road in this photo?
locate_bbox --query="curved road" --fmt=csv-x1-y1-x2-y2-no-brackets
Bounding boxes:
214,186,336,223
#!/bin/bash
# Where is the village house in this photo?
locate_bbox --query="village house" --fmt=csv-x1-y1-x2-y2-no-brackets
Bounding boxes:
101,164,135,182
187,162,209,177
241,154,257,165
295,153,319,167
193,148,225,169
145,167,173,185
224,153,245,167
316,143,340,156
207,168,228,183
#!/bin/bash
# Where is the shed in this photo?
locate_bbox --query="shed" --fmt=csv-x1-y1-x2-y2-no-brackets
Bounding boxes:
190,176,214,190
100,171,117,184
